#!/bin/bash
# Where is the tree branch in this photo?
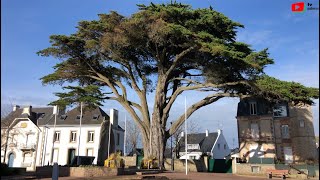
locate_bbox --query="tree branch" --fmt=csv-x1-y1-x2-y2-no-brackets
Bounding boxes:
168,92,249,135
166,46,195,77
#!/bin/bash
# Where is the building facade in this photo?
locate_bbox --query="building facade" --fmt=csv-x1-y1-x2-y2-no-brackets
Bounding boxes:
1,105,124,171
236,98,317,164
179,129,231,160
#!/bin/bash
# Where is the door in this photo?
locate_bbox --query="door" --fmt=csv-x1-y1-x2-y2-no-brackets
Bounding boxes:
284,147,293,164
68,148,76,165
8,153,14,167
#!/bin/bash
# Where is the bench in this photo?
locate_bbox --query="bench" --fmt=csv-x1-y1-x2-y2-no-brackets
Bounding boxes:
266,169,289,179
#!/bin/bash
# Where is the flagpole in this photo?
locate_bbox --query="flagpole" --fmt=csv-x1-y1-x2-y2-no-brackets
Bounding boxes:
77,102,83,165
185,97,188,175
108,109,111,158
124,114,126,156
51,105,58,165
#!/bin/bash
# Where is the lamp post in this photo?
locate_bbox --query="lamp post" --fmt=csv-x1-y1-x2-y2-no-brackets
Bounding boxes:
77,102,83,165
170,122,174,171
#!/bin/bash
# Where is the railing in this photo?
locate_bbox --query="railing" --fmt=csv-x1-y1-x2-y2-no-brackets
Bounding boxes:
19,143,36,150
8,142,17,147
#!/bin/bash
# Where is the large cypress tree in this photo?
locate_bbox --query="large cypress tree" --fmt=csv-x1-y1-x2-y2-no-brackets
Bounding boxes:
38,3,318,168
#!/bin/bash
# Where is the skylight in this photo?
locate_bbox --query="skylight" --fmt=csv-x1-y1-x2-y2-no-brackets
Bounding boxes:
60,115,67,120
92,114,99,120
76,115,83,120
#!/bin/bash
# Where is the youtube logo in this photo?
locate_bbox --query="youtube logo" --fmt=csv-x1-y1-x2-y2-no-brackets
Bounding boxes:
291,2,305,12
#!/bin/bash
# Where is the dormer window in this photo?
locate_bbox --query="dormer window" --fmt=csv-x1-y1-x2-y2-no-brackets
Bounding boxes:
38,113,45,119
273,105,287,117
76,115,83,120
249,102,257,115
92,114,99,120
187,144,199,150
60,115,67,120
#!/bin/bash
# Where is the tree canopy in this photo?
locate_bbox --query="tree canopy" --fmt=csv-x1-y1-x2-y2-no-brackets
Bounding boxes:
37,2,318,168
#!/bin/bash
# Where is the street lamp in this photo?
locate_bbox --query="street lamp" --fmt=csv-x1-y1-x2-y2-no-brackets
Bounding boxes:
170,122,174,171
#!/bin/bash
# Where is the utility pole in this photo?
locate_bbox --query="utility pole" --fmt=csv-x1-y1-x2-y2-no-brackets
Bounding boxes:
170,122,174,171
185,97,188,175
124,114,126,156
51,105,58,165
77,102,83,165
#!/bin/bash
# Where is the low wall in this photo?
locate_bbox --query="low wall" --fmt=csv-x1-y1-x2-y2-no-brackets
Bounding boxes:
36,166,70,178
233,163,319,178
70,167,123,177
164,158,205,172
122,155,137,167
36,166,124,178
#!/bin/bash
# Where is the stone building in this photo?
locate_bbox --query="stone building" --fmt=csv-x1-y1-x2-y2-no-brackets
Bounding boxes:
236,98,317,164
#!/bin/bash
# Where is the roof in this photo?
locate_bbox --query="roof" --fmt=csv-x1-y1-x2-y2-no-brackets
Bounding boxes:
1,106,125,130
38,106,109,126
1,107,54,128
179,132,218,153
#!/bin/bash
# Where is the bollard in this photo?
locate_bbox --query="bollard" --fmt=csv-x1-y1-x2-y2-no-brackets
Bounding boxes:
52,163,59,180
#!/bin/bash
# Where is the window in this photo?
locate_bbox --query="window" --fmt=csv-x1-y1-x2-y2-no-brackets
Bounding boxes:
249,102,257,115
76,115,83,120
54,131,60,142
224,144,226,150
38,113,45,119
273,105,287,117
251,166,261,173
250,123,260,139
299,120,305,127
86,148,94,156
70,131,77,142
117,133,120,145
92,114,99,120
218,143,220,149
190,156,196,160
281,125,290,139
60,115,67,120
88,131,94,142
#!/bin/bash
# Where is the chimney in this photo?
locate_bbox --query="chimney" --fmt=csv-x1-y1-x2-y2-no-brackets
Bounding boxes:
217,129,222,135
13,105,20,112
53,105,59,115
110,109,118,127
181,131,184,137
205,129,209,137
22,106,32,116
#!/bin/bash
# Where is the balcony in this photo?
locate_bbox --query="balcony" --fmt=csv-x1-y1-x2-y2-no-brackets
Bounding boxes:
19,143,36,151
8,142,17,147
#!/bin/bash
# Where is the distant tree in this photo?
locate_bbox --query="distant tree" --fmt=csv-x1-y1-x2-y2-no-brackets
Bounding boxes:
37,3,319,168
124,120,141,155
169,118,200,158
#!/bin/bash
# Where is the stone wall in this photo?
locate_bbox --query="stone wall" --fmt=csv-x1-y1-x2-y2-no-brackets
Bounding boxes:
122,155,137,167
35,166,124,178
69,167,122,177
233,163,275,175
233,163,319,178
164,158,206,172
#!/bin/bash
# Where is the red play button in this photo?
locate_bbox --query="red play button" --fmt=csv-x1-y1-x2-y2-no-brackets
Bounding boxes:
291,2,305,12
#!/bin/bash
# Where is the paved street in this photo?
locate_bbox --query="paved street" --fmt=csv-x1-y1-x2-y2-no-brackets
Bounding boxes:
37,172,267,180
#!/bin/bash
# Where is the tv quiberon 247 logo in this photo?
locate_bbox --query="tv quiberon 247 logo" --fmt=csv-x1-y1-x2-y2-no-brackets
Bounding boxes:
291,2,319,12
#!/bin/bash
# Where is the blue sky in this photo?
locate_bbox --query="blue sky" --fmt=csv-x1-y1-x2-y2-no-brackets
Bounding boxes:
1,0,319,148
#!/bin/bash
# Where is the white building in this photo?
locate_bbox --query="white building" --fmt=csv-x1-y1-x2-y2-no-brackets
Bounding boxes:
1,105,124,171
178,129,231,160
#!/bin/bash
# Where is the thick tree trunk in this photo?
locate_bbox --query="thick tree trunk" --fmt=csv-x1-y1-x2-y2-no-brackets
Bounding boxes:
141,112,168,169
140,75,169,169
